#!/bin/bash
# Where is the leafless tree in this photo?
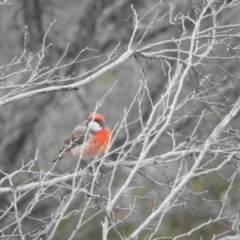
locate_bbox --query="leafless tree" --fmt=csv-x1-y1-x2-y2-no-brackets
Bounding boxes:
1,0,240,239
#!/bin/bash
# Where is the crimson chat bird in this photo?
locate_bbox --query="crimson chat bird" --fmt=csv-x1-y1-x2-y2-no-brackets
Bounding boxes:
51,112,111,163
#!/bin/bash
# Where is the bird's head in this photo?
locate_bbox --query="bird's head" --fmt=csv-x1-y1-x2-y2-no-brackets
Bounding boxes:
87,112,105,131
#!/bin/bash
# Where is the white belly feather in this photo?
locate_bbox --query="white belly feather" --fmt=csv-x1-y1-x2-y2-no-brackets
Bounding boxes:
70,141,88,157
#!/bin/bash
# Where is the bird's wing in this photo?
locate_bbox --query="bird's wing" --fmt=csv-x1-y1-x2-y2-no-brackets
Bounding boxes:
62,120,88,150
51,121,89,163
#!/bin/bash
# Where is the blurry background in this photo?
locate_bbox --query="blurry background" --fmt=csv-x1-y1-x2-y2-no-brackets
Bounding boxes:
0,0,240,239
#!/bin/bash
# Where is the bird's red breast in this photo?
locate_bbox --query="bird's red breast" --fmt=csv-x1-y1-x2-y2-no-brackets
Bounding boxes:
83,127,111,156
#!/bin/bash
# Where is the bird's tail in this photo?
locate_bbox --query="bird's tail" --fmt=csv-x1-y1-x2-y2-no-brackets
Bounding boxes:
50,154,65,164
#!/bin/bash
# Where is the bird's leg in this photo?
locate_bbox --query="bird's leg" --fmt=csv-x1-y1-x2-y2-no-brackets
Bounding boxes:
87,158,95,173
87,158,103,179
90,158,102,174
99,164,103,177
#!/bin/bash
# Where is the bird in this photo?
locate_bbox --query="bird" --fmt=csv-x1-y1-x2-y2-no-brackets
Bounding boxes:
51,112,111,163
